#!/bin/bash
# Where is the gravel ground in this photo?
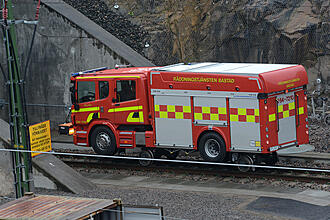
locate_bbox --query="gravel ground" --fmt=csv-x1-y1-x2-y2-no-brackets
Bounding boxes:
1,166,328,219
63,0,148,55
28,187,284,220
229,176,329,192
74,166,330,192
0,187,281,220
308,120,329,153
277,159,329,169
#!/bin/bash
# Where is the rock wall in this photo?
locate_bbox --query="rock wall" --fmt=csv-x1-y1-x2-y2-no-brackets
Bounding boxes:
103,0,329,90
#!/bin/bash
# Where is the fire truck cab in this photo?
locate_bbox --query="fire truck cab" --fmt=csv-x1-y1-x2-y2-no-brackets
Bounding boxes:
69,63,309,166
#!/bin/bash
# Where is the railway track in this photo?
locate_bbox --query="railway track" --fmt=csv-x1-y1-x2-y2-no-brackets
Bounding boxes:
54,150,330,184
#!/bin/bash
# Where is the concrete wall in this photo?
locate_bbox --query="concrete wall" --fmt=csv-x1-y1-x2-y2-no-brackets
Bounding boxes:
0,141,14,197
0,118,14,197
0,0,153,128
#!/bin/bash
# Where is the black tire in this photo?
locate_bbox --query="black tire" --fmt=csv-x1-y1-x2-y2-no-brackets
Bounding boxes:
139,150,154,166
90,126,117,155
237,154,254,172
199,132,226,162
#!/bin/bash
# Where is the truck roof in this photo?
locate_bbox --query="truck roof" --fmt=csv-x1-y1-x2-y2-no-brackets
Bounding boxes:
150,63,308,94
73,63,308,94
75,63,297,77
156,62,297,76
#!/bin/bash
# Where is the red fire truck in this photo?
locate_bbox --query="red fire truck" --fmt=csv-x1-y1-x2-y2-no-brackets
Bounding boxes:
67,63,309,166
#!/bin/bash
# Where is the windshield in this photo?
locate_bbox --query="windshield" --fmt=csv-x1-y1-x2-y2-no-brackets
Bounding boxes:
77,81,95,103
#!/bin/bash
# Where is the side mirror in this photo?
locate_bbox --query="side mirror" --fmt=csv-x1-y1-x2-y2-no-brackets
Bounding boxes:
70,83,77,104
70,93,75,104
74,104,79,111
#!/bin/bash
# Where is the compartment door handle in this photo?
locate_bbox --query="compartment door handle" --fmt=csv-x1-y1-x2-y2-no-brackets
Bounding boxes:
276,100,279,132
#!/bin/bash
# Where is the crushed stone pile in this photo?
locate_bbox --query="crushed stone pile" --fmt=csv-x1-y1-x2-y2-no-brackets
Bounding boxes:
63,0,148,55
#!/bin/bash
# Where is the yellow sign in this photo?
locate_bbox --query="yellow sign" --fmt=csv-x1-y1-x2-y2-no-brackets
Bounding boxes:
29,120,52,157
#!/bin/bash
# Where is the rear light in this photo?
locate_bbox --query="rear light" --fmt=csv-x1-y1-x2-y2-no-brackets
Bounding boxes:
69,128,75,135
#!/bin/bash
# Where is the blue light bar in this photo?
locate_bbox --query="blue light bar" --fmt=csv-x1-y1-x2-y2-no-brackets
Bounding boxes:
71,72,80,77
71,67,107,77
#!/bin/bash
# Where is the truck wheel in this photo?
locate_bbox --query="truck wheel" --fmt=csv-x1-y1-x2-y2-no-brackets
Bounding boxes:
139,149,154,166
199,132,226,162
237,154,254,172
90,126,117,155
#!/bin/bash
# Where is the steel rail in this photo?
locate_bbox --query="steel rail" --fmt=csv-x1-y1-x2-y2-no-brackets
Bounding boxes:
0,148,329,173
60,154,330,184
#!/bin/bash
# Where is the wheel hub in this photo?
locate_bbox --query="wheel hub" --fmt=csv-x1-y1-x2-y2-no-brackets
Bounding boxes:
96,132,111,150
205,139,220,158
237,155,254,172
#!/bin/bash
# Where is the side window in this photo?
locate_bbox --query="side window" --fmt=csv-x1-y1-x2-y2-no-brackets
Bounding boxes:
116,80,136,102
99,81,109,99
77,81,95,103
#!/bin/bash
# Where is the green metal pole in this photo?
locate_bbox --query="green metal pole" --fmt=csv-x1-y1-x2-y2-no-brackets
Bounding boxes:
2,0,31,197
